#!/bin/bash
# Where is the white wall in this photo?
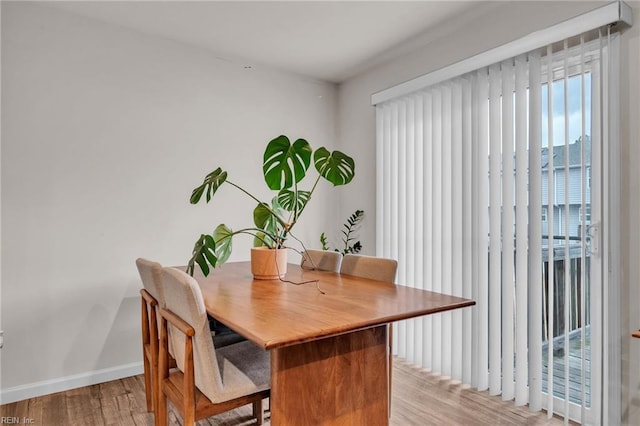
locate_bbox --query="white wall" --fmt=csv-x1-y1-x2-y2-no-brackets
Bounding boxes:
0,2,339,402
337,1,640,424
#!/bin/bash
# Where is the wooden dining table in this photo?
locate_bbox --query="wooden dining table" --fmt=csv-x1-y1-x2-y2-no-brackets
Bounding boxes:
191,261,475,425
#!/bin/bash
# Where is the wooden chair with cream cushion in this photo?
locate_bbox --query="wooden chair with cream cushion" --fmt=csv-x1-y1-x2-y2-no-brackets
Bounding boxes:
300,249,342,272
339,254,397,283
136,258,240,414
340,254,398,413
156,267,270,426
136,258,166,413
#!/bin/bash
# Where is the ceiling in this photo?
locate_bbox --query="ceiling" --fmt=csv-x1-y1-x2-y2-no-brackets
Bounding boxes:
48,1,483,83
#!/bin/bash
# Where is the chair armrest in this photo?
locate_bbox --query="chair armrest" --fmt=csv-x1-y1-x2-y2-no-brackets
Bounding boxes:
158,307,197,417
159,308,195,337
140,289,158,307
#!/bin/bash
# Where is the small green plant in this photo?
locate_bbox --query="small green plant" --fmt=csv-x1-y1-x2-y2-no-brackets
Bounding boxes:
187,135,356,276
320,209,364,255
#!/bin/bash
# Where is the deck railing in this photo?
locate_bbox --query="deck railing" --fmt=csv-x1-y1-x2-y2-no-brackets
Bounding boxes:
540,239,591,406
541,240,591,341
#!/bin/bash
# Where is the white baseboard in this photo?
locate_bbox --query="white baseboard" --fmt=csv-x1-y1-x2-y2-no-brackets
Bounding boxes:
0,362,144,404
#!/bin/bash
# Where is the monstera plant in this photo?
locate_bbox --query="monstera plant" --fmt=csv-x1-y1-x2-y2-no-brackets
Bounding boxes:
187,135,356,276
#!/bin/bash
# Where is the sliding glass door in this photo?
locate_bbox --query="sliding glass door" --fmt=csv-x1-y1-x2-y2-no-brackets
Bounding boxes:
376,29,619,424
539,48,602,423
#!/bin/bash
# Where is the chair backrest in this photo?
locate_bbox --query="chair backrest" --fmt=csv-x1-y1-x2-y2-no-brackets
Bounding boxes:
136,258,168,344
160,267,224,402
300,249,342,272
136,258,165,413
340,254,398,283
136,258,165,307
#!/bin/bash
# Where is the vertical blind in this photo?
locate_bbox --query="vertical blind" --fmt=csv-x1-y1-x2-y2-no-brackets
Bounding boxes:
375,27,620,423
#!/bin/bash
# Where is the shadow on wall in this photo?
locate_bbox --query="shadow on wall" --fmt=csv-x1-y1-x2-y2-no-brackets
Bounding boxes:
62,288,140,375
2,281,141,394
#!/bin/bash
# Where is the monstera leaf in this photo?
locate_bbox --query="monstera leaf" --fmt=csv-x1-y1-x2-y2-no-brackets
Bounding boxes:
187,234,217,276
190,167,228,204
314,148,355,186
253,199,284,247
254,202,275,229
213,224,234,265
263,135,312,190
277,189,311,213
253,231,271,248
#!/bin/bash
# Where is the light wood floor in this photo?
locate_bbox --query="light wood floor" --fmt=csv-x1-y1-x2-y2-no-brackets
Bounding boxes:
1,358,567,425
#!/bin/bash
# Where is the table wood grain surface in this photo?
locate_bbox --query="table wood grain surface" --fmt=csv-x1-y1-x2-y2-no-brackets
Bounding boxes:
190,262,475,349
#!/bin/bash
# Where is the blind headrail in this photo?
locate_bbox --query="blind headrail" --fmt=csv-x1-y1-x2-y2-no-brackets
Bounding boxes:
371,1,632,106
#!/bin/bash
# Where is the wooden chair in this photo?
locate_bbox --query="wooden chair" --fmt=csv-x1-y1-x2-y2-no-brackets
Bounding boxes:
340,254,397,283
156,266,270,426
340,254,398,414
300,249,342,272
136,258,166,413
136,258,241,415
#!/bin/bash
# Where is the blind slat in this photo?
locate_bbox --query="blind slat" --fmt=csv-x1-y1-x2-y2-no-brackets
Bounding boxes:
414,94,425,365
432,88,443,374
477,68,490,391
489,63,502,395
579,35,588,424
501,60,516,402
514,54,529,406
562,38,572,422
452,81,464,381
545,44,556,417
442,84,453,377
528,50,544,412
461,77,474,385
422,92,434,368
405,96,416,360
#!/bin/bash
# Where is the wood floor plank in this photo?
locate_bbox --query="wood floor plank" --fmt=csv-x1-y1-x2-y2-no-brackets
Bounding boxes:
63,386,103,426
42,392,67,426
1,358,570,425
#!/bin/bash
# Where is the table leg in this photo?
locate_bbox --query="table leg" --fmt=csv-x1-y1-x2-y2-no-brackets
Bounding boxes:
270,325,389,425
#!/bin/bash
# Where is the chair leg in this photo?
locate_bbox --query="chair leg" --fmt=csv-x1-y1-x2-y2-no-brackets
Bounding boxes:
155,388,167,426
157,316,169,426
152,354,159,418
143,351,153,412
253,399,263,425
184,411,195,426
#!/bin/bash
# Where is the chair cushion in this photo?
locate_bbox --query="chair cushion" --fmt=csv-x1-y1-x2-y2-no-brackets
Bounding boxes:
213,340,271,403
